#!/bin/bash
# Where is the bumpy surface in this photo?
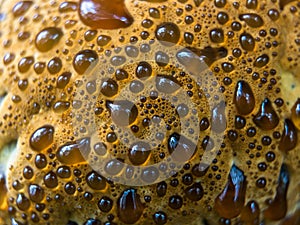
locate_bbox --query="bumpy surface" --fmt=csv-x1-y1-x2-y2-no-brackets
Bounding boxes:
0,0,299,225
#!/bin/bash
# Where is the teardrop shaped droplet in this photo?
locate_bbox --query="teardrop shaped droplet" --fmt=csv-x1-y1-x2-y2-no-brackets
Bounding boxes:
291,98,300,130
56,138,90,164
253,98,279,130
279,119,298,152
117,189,144,224
211,101,227,133
234,80,255,115
264,164,289,221
214,165,247,219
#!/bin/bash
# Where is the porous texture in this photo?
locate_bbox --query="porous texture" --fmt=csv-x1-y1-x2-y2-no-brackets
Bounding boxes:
0,0,299,225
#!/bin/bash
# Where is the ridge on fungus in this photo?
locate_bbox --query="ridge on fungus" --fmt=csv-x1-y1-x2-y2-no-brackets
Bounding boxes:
0,0,299,225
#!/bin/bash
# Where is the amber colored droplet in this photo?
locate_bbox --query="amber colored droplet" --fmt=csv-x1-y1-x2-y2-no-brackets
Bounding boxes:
28,184,44,203
253,98,279,130
240,33,255,51
291,98,300,129
210,28,224,43
86,171,106,190
35,154,47,169
3,53,15,65
97,35,112,46
57,72,72,89
73,50,98,75
279,119,297,152
79,0,133,29
128,141,151,165
214,165,247,219
12,1,33,17
239,14,264,28
117,189,144,224
35,27,63,52
106,100,138,126
16,193,30,211
211,101,227,133
53,101,70,113
59,1,78,13
43,171,58,188
155,22,180,46
264,164,290,220
100,78,119,97
56,138,90,164
29,125,54,152
240,200,260,225
185,182,204,201
246,0,258,9
234,80,255,115
168,133,197,162
254,54,269,68
47,57,62,74
18,56,34,73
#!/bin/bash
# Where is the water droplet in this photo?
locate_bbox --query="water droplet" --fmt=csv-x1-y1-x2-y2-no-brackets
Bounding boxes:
240,33,255,51
18,56,34,73
156,75,180,94
12,1,33,17
28,184,44,203
264,164,289,220
155,22,180,46
168,195,183,209
86,171,106,190
239,14,264,28
43,171,58,188
185,182,204,201
16,193,30,211
117,189,144,224
100,78,119,97
214,165,247,219
79,0,133,29
210,28,224,43
211,101,227,133
279,119,297,152
234,80,255,115
56,138,90,164
128,141,151,165
73,50,98,75
141,167,159,183
35,27,63,52
253,98,279,130
254,54,269,68
98,196,113,212
59,2,78,13
153,211,168,225
106,100,138,126
29,125,54,152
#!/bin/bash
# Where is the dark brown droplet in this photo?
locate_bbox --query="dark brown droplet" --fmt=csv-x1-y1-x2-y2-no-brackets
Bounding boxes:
28,184,44,203
253,98,279,130
106,100,138,126
56,138,90,164
117,189,144,224
136,61,152,79
156,181,167,197
16,193,30,211
56,166,71,178
23,166,34,179
291,98,300,129
153,211,168,225
234,80,255,115
47,57,62,74
155,22,180,46
79,0,133,29
214,165,247,219
59,1,78,12
64,182,76,195
239,14,264,28
128,141,151,165
12,1,33,17
240,201,260,224
279,119,297,152
98,196,113,212
264,164,289,220
86,171,106,190
73,50,98,75
97,35,112,46
57,72,71,89
53,101,70,113
100,78,119,97
211,101,227,133
29,125,54,151
246,0,258,9
169,195,183,209
168,133,197,162
43,171,58,188
254,54,269,68
3,53,15,65
185,182,204,201
35,154,47,169
35,27,63,52
240,33,255,51
18,56,34,73
210,29,224,43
